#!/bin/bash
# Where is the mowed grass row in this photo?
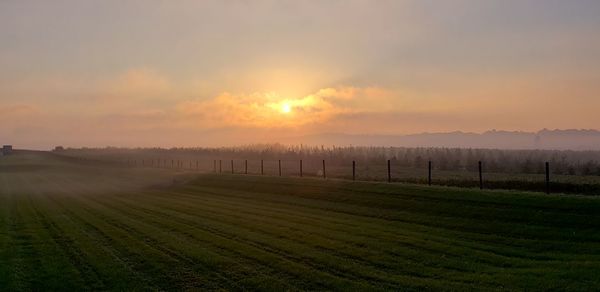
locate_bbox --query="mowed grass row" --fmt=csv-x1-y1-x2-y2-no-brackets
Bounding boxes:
1,152,600,290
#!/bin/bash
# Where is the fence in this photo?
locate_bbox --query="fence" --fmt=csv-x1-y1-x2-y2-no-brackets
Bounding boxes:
121,157,564,195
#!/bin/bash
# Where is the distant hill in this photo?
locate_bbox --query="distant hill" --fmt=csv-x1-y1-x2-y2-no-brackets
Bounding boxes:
283,129,600,150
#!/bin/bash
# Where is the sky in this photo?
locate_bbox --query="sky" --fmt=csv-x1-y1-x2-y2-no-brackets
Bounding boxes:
1,0,600,149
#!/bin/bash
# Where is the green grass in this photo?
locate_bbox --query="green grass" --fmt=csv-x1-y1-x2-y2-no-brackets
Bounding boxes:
1,151,600,290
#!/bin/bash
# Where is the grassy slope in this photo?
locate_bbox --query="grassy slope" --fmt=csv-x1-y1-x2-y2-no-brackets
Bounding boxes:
1,151,599,290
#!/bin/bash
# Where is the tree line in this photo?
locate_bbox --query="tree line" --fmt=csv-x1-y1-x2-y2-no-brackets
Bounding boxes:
57,144,600,176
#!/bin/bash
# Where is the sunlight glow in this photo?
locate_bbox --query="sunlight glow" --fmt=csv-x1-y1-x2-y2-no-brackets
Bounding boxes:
281,103,292,114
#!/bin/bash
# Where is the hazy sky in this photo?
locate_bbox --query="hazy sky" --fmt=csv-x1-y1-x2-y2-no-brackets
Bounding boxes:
1,0,600,149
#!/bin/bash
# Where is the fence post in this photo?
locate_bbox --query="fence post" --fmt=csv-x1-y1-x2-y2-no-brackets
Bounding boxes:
322,160,326,179
171,160,174,169
231,160,234,174
387,160,391,183
245,160,248,174
278,159,281,176
428,161,432,186
300,160,303,177
196,160,198,170
261,160,264,175
352,160,356,181
479,161,483,190
546,162,550,194
219,160,222,173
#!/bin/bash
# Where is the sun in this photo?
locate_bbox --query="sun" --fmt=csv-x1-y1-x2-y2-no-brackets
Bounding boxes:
281,103,292,114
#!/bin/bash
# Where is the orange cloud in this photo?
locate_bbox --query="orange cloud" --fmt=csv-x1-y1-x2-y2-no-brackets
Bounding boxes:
176,86,394,128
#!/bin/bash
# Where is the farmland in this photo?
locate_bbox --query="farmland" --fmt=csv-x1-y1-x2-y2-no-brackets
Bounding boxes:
1,151,600,290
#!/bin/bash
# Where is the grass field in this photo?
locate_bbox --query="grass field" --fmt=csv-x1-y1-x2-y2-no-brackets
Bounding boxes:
1,151,600,290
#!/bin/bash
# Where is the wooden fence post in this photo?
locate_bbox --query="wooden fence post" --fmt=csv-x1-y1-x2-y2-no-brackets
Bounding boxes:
428,161,432,186
352,160,356,181
322,160,326,179
479,161,483,190
300,160,303,177
219,160,222,173
387,160,391,183
261,160,264,175
278,160,282,176
245,160,248,174
231,160,234,174
546,162,550,194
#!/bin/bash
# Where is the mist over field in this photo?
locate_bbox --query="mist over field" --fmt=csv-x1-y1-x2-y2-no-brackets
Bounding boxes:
2,0,600,291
